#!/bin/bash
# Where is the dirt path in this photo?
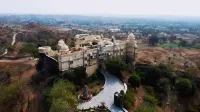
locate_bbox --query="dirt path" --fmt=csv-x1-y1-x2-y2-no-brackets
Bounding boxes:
20,61,40,112
130,86,144,112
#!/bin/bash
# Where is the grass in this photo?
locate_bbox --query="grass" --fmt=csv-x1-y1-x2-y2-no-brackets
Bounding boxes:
159,43,179,48
159,43,200,49
159,43,192,49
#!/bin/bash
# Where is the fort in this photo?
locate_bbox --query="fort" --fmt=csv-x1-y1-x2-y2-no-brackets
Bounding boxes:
38,33,137,74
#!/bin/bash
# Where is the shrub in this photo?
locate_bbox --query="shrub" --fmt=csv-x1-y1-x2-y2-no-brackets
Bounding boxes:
106,58,127,82
20,43,39,57
143,86,155,96
186,67,200,77
156,78,169,93
93,90,98,96
0,82,23,111
134,102,156,112
64,67,88,86
128,74,141,88
143,94,158,106
136,64,173,86
89,71,104,82
47,79,77,112
175,78,193,97
137,66,162,86
123,89,135,110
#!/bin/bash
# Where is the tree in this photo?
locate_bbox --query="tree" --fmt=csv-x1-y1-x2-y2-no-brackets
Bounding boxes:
123,89,135,110
137,66,162,86
128,74,141,88
169,35,177,42
134,102,156,112
175,78,193,96
47,79,77,112
106,58,127,82
0,82,23,111
143,94,158,106
20,43,39,57
149,36,159,46
156,78,169,94
179,40,189,47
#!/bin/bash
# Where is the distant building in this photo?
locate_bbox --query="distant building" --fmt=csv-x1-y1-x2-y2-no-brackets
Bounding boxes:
108,28,120,32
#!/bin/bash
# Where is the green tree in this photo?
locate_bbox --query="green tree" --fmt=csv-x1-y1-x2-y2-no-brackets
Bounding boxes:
0,82,23,111
48,79,77,112
128,74,141,88
123,89,135,110
106,58,127,81
143,94,158,106
20,43,39,57
156,78,169,94
149,36,159,46
134,102,156,112
175,78,193,96
136,66,162,86
179,40,189,47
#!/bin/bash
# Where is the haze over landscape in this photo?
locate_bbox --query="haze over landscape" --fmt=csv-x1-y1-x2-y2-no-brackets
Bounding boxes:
1,0,200,112
1,0,200,17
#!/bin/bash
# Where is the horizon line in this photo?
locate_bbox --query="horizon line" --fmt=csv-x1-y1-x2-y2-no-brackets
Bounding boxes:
1,13,200,18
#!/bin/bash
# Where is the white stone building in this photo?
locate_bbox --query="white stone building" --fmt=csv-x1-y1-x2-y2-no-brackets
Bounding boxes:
38,33,137,72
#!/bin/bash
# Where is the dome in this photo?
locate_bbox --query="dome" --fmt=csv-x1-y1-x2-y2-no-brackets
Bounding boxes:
75,34,80,39
127,33,135,41
57,39,69,51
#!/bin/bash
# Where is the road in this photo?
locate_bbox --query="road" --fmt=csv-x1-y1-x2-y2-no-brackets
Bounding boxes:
78,69,127,112
0,57,37,63
0,33,18,57
0,49,7,57
11,33,18,46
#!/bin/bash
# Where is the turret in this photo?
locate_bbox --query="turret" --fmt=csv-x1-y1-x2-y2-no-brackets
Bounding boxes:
57,39,69,55
126,33,137,64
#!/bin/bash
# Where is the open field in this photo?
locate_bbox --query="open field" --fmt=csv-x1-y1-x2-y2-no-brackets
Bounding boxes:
136,47,200,71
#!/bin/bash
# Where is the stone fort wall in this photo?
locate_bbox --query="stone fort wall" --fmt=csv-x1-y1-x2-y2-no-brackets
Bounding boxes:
58,42,127,71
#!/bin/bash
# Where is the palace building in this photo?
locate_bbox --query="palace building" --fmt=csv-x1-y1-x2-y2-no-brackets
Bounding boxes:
38,33,137,73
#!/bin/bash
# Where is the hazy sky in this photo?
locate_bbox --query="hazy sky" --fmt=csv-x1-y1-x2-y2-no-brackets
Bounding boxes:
0,0,200,16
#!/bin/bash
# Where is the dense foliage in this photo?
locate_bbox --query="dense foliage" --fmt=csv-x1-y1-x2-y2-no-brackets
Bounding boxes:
136,64,173,86
128,74,141,88
148,36,159,46
0,82,23,111
63,67,88,87
47,79,77,112
123,89,135,110
143,94,158,106
156,78,170,94
106,58,127,82
175,78,193,96
134,103,156,112
20,43,39,57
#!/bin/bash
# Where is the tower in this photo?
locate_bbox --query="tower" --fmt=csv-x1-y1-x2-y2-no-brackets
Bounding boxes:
126,33,137,65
